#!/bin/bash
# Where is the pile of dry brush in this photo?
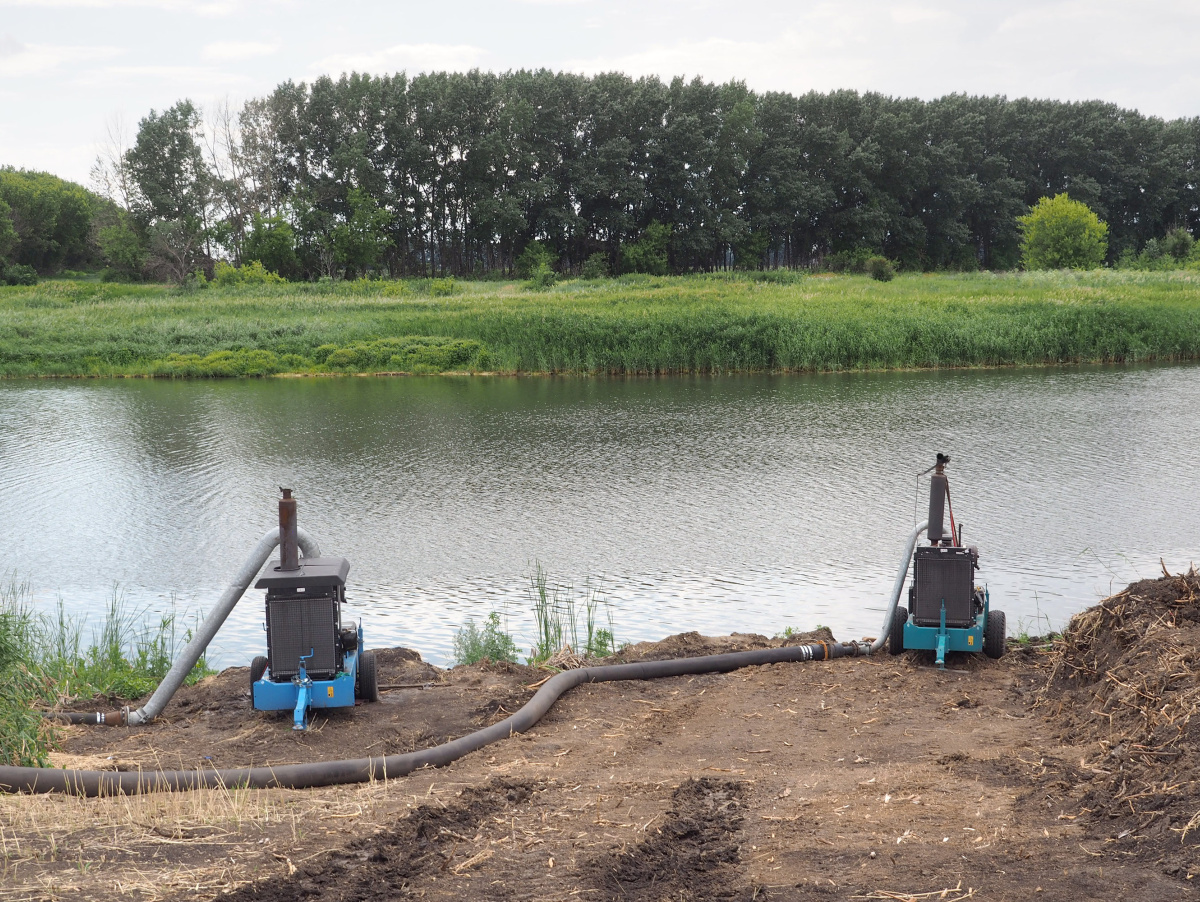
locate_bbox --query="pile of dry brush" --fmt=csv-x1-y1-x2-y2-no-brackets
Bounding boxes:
1042,564,1200,875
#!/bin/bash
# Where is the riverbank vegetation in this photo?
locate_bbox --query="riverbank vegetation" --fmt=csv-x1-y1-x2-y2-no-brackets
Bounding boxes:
1,270,1198,377
0,579,213,766
452,565,619,667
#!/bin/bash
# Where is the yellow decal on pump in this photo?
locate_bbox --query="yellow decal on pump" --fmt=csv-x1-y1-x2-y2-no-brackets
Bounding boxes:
327,687,334,697
968,635,974,646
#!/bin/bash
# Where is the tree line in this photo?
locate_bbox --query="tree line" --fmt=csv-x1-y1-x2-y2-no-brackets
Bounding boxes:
6,70,1200,282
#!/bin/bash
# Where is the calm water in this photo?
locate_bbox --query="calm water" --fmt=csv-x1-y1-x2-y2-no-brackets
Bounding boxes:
1,367,1197,668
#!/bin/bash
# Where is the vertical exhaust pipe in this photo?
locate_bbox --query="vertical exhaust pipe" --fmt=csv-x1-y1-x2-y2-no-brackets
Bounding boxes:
926,454,949,544
279,488,300,571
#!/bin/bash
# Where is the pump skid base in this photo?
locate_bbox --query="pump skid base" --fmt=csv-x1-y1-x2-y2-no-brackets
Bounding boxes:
252,648,359,715
902,614,986,668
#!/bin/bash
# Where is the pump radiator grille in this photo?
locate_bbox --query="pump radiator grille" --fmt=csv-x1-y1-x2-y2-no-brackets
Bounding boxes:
912,548,975,628
266,595,338,680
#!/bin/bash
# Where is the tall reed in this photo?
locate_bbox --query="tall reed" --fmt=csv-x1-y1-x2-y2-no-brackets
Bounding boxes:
527,563,618,663
0,578,214,766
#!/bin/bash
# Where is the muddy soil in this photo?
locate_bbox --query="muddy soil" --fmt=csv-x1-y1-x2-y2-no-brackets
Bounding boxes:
5,579,1200,901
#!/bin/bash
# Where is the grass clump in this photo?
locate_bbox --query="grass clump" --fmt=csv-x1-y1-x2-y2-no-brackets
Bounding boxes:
452,612,520,666
527,563,619,664
0,578,214,766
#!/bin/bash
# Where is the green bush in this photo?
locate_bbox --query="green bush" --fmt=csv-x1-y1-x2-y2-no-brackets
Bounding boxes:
1163,228,1195,262
620,222,671,275
1018,193,1108,270
823,249,873,274
151,349,288,377
515,242,554,278
346,277,408,297
321,336,489,373
97,217,146,280
452,612,519,665
212,260,286,287
581,252,610,279
867,256,896,282
2,262,38,286
429,277,458,297
524,261,557,291
243,215,299,279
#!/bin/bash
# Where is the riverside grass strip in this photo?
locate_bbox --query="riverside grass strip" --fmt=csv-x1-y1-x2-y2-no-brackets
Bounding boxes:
1,270,1199,378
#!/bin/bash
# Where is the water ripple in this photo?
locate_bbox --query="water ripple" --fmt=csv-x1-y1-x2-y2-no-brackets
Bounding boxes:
1,365,1198,667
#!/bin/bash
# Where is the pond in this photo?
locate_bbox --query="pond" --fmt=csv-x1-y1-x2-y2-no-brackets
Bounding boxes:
1,365,1197,667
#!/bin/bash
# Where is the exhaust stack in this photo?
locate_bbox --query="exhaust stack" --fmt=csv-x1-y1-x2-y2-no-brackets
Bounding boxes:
926,453,949,544
278,488,299,571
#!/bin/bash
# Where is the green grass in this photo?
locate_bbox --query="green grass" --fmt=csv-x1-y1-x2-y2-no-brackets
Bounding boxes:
1,270,1199,377
0,577,215,766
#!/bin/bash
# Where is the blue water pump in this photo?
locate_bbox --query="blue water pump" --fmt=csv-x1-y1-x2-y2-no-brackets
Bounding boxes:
889,455,1007,667
249,490,379,729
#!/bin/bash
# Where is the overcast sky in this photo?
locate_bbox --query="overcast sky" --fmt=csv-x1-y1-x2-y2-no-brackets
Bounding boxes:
3,0,1199,187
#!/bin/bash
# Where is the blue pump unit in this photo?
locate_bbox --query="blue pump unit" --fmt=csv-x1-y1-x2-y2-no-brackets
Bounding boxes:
889,456,1007,667
249,490,378,729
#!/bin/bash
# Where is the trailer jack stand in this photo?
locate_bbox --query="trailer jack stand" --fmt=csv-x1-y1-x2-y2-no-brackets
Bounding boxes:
935,603,948,669
292,654,314,731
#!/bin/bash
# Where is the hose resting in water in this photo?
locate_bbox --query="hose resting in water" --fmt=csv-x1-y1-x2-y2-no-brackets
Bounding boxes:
2,641,864,796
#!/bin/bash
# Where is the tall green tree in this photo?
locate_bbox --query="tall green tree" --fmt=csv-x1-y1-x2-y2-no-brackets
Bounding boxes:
0,197,17,266
0,169,95,271
125,100,211,231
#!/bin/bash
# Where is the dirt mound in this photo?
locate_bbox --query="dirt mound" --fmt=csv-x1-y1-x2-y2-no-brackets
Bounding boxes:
1043,566,1200,877
616,627,835,663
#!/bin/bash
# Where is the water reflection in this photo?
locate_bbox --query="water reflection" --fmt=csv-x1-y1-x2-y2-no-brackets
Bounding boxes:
1,366,1197,667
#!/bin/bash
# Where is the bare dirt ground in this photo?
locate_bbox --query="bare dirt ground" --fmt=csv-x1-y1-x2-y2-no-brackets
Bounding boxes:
4,572,1200,901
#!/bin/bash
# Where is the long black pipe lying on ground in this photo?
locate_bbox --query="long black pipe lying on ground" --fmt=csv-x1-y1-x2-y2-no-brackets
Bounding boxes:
1,641,862,796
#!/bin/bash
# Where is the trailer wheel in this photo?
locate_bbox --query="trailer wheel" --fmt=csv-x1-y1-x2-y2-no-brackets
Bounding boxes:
250,655,267,688
357,650,380,703
985,610,1007,660
889,606,908,656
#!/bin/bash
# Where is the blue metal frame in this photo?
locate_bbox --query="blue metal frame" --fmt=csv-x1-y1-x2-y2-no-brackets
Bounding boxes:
901,588,989,669
251,624,363,730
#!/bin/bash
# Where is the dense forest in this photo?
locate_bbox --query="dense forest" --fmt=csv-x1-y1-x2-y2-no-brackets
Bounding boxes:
6,70,1200,281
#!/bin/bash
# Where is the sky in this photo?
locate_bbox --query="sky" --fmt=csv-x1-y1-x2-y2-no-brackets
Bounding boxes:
2,0,1199,187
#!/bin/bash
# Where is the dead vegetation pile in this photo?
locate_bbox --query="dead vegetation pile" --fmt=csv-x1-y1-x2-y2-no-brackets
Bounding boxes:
1042,565,1200,876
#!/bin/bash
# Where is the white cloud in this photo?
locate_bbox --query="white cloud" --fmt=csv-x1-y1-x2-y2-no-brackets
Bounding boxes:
890,4,948,25
0,0,238,13
84,65,252,88
311,43,487,78
202,41,279,61
0,39,121,77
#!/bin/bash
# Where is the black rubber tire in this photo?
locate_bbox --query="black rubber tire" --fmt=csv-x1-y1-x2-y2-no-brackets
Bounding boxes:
357,650,379,703
985,610,1007,660
888,606,908,656
249,655,268,689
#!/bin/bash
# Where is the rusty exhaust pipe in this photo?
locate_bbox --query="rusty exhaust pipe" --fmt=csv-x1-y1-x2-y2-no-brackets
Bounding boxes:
279,488,299,571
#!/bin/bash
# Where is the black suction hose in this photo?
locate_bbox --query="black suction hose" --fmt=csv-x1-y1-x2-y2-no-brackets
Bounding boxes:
1,641,861,796
44,712,123,726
